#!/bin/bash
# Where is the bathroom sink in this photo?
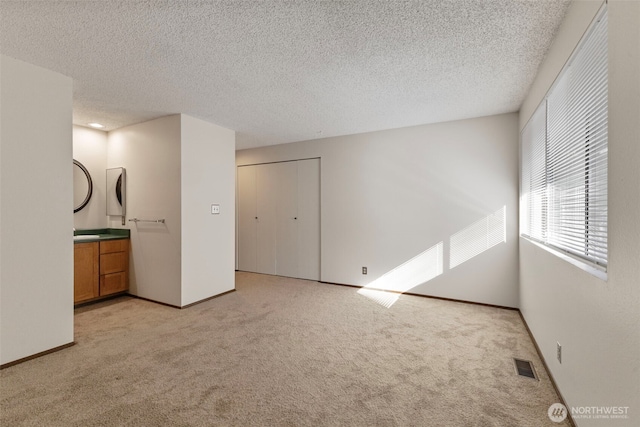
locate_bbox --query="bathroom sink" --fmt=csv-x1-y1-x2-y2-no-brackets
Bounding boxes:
73,234,100,241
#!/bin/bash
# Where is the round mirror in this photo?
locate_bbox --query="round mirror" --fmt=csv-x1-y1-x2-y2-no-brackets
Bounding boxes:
73,160,93,213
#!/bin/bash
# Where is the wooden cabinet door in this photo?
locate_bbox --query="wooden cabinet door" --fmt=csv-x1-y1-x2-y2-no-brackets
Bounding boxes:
100,272,128,296
74,242,99,303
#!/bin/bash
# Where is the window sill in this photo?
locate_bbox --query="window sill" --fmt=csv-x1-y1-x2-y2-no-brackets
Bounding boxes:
520,236,608,282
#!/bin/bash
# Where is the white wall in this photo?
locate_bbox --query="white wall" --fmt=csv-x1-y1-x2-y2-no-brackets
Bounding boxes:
108,115,182,306
73,125,107,229
181,115,235,306
519,1,640,425
0,55,74,364
108,114,236,307
237,113,520,308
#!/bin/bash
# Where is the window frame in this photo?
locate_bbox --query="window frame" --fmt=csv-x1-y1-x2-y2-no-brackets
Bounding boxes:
519,4,608,279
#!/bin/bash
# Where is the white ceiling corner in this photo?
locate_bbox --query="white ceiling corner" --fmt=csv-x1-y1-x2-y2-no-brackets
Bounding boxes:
0,0,571,149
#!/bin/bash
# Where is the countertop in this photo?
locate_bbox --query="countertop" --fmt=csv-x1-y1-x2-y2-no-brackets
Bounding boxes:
73,228,130,243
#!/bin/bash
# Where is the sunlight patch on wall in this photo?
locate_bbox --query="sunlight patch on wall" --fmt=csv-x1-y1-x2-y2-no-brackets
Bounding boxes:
449,206,506,269
358,241,443,308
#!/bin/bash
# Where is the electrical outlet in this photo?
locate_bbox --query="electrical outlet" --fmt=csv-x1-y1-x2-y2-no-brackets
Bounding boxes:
362,267,367,275
211,204,220,214
557,342,562,364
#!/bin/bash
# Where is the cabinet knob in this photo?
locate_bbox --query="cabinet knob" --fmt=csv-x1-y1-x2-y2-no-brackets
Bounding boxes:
255,217,258,220
294,217,297,220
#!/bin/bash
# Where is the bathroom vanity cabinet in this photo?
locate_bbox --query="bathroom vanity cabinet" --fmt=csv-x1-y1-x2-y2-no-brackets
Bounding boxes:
74,234,130,304
99,239,129,296
74,242,100,303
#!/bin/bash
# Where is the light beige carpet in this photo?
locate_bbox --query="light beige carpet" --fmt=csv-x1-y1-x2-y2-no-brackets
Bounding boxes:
1,272,569,426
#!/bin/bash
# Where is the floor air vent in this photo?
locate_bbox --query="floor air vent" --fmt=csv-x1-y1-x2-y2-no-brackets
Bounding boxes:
513,358,538,380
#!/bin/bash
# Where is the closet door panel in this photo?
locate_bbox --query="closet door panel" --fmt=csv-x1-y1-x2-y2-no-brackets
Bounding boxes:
297,159,321,280
275,161,299,278
238,159,320,280
237,166,257,272
256,163,277,275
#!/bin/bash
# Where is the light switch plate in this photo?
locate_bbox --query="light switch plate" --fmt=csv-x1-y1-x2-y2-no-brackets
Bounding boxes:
211,204,220,214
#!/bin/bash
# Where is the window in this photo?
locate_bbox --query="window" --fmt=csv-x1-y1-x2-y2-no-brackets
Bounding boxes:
520,6,607,270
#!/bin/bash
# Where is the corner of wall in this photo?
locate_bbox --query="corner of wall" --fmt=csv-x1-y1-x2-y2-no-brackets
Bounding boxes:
518,1,640,424
180,115,236,306
106,115,182,306
0,55,74,364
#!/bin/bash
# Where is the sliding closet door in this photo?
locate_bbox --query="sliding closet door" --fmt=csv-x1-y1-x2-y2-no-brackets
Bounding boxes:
256,163,277,275
274,162,299,278
297,159,320,280
237,166,257,272
237,159,320,281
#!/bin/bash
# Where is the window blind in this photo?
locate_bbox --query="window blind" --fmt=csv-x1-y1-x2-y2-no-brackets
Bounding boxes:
520,6,607,268
521,103,547,242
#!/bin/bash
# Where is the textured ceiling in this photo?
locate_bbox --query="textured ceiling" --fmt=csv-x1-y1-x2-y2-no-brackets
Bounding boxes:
0,0,570,149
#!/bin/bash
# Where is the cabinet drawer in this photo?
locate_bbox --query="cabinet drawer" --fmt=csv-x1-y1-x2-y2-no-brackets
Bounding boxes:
100,239,129,254
100,251,128,275
100,272,128,296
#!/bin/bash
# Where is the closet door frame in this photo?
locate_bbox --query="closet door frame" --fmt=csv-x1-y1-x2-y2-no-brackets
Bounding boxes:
236,158,321,281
